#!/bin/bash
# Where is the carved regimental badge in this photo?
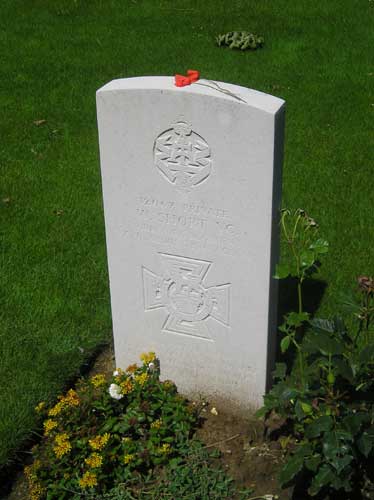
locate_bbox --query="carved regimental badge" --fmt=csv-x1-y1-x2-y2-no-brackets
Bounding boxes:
153,121,212,192
142,253,230,340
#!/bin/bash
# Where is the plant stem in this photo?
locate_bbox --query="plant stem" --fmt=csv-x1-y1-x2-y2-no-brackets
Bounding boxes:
293,339,305,389
297,280,303,314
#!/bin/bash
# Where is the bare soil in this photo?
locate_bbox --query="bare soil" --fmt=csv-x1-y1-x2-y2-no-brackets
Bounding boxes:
5,345,292,500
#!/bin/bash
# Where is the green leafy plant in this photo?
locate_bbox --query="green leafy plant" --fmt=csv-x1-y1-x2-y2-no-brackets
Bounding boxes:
258,209,374,498
216,31,264,50
275,208,329,387
26,353,199,499
104,441,256,500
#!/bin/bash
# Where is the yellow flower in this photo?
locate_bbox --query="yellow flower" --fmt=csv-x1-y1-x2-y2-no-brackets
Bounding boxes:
24,465,36,482
150,419,162,430
120,378,134,395
61,389,80,407
126,363,138,373
29,482,45,500
85,452,103,468
158,443,171,455
43,419,58,436
134,372,148,387
89,433,110,451
123,453,135,464
24,460,41,483
90,374,106,388
53,433,72,458
48,401,64,417
140,352,156,365
33,459,42,470
47,389,80,417
79,471,98,489
34,401,45,413
55,432,70,444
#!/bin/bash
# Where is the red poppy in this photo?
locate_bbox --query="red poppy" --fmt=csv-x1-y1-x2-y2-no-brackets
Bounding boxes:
174,70,200,87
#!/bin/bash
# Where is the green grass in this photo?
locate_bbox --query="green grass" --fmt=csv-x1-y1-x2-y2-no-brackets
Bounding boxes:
1,0,373,476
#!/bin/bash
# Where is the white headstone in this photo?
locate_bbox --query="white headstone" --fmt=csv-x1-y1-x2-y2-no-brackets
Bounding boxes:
96,77,285,411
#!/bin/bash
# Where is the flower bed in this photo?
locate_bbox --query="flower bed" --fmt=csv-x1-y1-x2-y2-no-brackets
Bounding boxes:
27,353,198,499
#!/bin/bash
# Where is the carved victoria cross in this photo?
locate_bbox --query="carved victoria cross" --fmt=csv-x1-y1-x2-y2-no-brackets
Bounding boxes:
142,253,230,340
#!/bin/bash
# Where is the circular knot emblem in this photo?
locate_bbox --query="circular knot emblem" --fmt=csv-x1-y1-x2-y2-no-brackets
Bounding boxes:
153,120,212,192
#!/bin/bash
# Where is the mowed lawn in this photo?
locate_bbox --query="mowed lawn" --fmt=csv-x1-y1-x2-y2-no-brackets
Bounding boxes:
1,0,373,475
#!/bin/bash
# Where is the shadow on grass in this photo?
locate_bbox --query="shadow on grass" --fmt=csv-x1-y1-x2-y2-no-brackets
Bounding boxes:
0,339,112,499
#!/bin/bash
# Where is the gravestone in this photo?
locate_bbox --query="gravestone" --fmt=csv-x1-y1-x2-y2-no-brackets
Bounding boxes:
96,77,285,411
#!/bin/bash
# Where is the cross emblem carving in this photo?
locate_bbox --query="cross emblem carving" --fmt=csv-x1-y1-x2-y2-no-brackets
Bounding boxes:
142,253,230,340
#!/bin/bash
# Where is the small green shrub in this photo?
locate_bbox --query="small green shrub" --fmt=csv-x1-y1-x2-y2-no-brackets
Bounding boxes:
26,353,199,499
258,209,374,498
216,31,264,50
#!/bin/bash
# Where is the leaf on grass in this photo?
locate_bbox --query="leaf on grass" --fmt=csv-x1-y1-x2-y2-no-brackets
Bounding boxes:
33,119,47,126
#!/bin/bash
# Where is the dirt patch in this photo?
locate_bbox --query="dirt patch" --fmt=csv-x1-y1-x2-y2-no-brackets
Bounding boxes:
195,404,291,499
5,345,292,500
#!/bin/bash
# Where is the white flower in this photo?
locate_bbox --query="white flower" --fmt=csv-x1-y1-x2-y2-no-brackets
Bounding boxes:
113,370,119,377
148,362,155,372
109,383,123,400
210,407,218,416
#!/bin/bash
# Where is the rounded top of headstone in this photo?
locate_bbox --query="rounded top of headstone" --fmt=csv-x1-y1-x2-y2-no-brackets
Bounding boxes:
97,76,284,115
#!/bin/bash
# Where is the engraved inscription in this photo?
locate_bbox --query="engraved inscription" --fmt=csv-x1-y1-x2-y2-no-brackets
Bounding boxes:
154,120,212,192
142,253,230,340
124,195,244,258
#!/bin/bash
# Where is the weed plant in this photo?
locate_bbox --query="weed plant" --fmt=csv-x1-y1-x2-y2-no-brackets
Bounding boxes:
259,210,374,498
